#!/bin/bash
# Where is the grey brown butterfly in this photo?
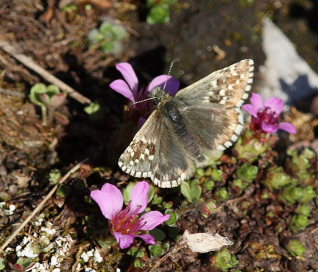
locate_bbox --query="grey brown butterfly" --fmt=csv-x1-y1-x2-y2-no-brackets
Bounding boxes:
118,59,254,188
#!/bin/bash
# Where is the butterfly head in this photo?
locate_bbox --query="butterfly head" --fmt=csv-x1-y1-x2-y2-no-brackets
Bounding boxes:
149,86,170,106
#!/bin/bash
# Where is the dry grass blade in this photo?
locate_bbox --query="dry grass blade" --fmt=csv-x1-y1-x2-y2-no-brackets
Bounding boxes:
0,41,91,104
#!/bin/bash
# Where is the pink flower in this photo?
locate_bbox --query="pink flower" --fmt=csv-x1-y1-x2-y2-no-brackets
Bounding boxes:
243,93,297,134
90,181,170,249
109,62,180,103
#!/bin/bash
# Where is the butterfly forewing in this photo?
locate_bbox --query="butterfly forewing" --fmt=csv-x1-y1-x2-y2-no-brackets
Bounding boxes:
176,59,254,108
118,59,254,188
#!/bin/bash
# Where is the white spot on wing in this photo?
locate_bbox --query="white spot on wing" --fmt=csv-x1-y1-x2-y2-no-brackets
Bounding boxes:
242,93,249,99
161,181,172,188
217,145,226,151
236,100,244,107
231,134,238,142
235,124,243,135
224,141,232,148
171,180,179,187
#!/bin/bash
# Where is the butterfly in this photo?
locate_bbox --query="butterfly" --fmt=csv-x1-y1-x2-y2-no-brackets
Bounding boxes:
118,59,254,188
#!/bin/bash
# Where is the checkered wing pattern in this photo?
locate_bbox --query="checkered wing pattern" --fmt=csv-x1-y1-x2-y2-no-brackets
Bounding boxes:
118,110,195,188
118,59,254,188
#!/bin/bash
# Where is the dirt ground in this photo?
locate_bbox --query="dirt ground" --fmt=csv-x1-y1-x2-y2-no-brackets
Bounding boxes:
0,0,318,271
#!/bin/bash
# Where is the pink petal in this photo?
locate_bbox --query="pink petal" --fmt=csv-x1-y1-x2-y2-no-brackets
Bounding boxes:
116,63,139,96
139,211,170,230
130,181,149,214
278,122,297,134
146,75,180,96
109,79,135,102
264,97,284,114
250,93,264,111
261,123,279,133
242,104,258,117
90,183,123,220
114,232,135,249
137,234,155,245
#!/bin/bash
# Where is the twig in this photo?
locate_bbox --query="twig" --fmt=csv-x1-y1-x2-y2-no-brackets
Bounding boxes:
0,41,91,104
0,159,87,254
148,241,187,272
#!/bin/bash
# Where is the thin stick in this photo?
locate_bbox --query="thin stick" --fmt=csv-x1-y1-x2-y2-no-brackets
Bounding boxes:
0,41,91,104
0,159,87,254
148,242,186,272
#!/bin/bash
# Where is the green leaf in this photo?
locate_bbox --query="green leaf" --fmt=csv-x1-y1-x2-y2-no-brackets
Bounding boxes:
133,258,144,268
128,246,146,257
300,186,316,203
87,21,128,55
295,204,311,216
149,244,164,257
290,215,309,233
57,184,71,198
263,166,291,190
123,182,136,204
0,258,5,270
211,168,223,182
181,180,202,203
286,239,306,256
236,163,258,182
49,169,61,184
213,248,239,271
280,185,303,205
216,188,229,201
147,4,170,25
204,179,215,190
46,85,60,96
84,102,100,115
165,209,178,226
148,184,156,203
149,228,167,241
29,83,47,106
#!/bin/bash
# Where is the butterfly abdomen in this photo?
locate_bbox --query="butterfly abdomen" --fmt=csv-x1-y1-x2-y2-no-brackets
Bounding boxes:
161,100,205,162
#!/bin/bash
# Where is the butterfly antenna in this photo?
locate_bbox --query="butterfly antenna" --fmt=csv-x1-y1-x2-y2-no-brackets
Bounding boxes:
162,58,180,92
132,96,158,106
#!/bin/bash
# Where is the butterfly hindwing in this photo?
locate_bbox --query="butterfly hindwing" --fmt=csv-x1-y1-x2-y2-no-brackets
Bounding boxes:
177,103,244,167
